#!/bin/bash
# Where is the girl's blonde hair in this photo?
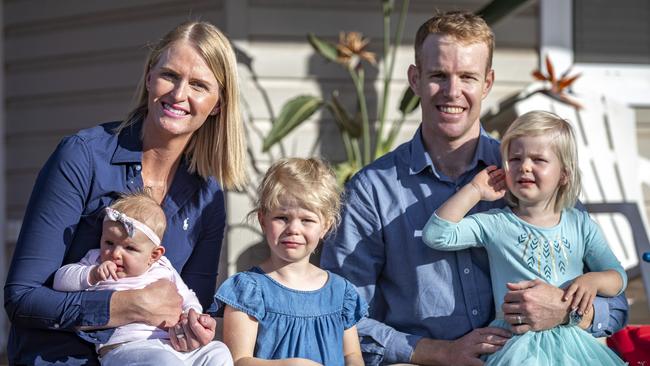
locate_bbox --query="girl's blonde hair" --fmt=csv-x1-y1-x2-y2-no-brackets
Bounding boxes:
119,21,247,190
109,191,167,242
251,158,342,231
500,110,581,212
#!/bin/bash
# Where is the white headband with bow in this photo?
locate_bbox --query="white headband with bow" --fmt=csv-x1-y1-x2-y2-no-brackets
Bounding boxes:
104,207,161,246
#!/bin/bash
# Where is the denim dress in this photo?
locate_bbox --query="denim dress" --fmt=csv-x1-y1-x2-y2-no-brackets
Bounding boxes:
215,267,368,365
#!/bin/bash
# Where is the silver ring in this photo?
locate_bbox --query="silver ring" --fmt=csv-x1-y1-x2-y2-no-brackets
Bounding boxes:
176,332,185,339
516,315,523,324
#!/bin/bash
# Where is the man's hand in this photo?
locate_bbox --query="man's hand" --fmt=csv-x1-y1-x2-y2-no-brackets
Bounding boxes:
169,308,216,352
502,279,571,334
108,279,183,328
411,327,511,366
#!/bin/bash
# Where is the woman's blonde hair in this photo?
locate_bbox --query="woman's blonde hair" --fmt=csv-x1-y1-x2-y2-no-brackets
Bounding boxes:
500,110,581,212
119,21,247,190
110,190,167,242
251,158,342,231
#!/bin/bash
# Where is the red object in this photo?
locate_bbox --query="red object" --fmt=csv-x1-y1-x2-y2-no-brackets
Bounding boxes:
607,325,650,365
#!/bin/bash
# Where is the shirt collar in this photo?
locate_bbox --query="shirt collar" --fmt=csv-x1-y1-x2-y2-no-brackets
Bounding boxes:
111,122,143,165
408,125,501,176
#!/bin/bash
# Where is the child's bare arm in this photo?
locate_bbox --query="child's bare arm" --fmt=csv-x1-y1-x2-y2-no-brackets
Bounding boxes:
563,270,624,315
436,166,506,222
343,326,364,366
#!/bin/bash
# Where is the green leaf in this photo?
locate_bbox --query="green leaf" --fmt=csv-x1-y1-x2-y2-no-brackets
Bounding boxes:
398,86,420,114
333,161,360,186
376,141,393,158
262,95,323,152
307,33,338,63
327,92,362,138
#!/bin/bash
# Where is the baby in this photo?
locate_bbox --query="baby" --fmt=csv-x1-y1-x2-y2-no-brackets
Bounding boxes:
54,191,232,365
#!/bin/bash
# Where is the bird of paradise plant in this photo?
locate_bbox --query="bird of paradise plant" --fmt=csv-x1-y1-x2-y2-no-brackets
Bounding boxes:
261,0,419,184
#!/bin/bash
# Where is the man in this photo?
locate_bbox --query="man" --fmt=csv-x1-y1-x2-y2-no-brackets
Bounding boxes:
321,11,628,365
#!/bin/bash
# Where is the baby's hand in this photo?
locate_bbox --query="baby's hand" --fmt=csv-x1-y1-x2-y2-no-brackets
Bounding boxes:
563,273,598,316
470,165,506,202
90,261,118,284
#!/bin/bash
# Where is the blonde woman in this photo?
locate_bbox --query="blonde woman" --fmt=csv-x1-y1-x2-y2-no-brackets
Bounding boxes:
5,21,246,365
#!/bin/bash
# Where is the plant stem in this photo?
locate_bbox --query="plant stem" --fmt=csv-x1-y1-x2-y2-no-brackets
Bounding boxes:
341,131,355,165
349,67,371,165
351,137,362,168
374,0,409,159
386,94,419,150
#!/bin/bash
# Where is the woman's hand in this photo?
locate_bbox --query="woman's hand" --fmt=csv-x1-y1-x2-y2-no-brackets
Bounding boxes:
108,279,183,329
169,308,216,352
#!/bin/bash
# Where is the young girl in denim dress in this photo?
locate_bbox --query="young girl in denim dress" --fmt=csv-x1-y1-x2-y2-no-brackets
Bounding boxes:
214,158,367,366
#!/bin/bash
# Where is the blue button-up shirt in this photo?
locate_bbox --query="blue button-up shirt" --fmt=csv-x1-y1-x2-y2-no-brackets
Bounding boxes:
4,122,226,365
321,127,628,365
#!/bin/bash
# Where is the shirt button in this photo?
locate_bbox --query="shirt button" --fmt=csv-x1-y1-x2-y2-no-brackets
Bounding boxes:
463,268,470,274
135,164,142,171
455,186,460,191
472,309,478,316
53,323,60,329
597,323,602,329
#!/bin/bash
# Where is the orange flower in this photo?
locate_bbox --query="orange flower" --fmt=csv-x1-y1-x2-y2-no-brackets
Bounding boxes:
336,31,377,69
532,56,582,109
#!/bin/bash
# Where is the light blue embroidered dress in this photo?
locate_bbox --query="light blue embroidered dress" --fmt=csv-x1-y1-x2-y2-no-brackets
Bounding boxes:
423,207,627,365
215,267,368,365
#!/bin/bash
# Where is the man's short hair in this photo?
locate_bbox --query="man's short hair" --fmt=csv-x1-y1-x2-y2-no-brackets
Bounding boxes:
414,10,494,72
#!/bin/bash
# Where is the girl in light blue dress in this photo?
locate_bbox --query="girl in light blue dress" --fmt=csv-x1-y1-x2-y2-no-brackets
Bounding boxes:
214,158,367,366
422,111,626,365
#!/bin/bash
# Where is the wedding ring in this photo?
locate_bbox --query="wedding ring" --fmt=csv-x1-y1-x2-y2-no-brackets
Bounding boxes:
516,315,523,324
176,333,185,339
